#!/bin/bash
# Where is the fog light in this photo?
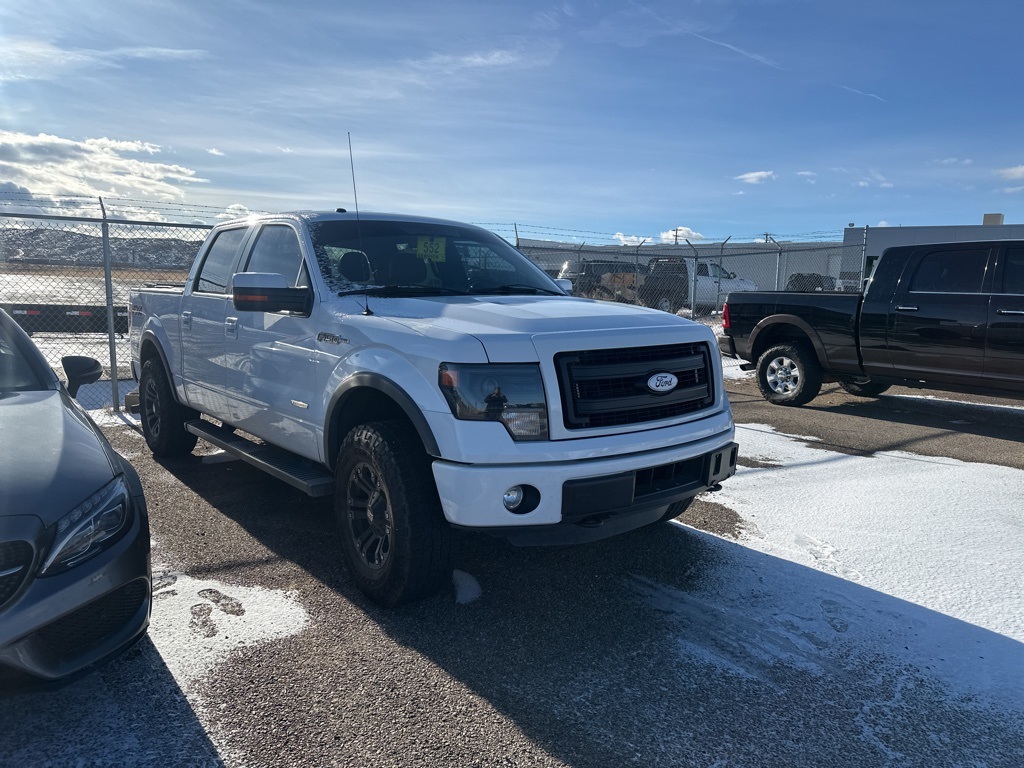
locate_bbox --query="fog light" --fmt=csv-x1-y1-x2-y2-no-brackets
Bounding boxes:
503,486,524,511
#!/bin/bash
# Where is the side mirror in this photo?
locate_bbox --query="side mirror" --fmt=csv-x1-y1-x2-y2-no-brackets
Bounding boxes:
554,278,573,294
62,355,102,398
232,272,312,315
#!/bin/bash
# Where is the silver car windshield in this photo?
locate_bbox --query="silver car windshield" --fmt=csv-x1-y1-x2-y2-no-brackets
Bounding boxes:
309,220,562,297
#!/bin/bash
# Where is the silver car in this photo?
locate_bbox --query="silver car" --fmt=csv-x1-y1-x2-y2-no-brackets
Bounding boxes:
0,308,151,686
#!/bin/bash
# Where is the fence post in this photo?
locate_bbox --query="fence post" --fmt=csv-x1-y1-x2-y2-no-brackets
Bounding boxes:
685,240,699,313
99,198,120,412
767,235,782,290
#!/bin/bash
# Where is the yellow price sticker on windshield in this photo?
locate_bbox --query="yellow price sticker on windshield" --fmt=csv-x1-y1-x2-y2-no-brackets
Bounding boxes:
417,236,446,262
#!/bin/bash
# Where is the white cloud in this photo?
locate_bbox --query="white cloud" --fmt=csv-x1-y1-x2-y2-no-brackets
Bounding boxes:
998,165,1024,180
216,203,252,220
1002,185,1024,195
856,181,870,187
0,130,207,201
879,182,894,189
734,171,776,184
612,232,650,246
659,226,705,243
837,84,885,102
877,220,892,227
0,37,206,82
934,157,973,166
207,148,224,156
797,171,817,184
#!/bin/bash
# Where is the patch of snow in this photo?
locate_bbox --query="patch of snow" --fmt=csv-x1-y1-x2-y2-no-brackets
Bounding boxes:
452,569,483,604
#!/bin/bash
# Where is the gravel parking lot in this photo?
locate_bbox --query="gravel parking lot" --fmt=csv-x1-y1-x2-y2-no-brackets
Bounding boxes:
2,375,1022,767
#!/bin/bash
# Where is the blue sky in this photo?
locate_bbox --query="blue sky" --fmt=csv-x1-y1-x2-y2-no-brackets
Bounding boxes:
1,0,1021,243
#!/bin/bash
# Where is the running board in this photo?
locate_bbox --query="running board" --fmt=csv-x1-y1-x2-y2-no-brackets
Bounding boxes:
185,420,334,497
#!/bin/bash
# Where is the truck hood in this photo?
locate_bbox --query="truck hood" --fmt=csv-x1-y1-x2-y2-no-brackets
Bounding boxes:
0,390,117,526
367,295,712,362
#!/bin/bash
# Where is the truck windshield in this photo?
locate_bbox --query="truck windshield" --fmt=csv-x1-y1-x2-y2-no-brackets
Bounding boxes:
309,220,562,297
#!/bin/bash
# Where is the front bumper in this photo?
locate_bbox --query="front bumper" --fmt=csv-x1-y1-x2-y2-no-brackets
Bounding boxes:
0,501,151,684
432,433,738,545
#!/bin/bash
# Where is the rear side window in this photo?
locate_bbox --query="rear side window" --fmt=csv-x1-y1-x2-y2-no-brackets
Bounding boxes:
908,248,990,293
999,247,1024,295
195,228,247,294
243,225,309,287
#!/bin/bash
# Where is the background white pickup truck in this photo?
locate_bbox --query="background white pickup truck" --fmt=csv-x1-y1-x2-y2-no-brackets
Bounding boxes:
129,211,737,605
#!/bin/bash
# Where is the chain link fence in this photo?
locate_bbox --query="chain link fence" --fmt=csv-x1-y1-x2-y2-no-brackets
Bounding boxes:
0,212,210,405
1,210,868,404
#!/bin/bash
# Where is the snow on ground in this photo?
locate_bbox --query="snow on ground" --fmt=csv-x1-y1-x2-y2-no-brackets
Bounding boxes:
680,422,1024,709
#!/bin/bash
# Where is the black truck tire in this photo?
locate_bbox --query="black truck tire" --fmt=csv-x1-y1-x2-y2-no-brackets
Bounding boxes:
335,421,452,607
139,358,199,457
659,497,694,523
839,379,892,397
756,342,823,406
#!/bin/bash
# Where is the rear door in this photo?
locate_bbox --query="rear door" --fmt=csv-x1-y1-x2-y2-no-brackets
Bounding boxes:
887,244,994,383
984,244,1024,389
181,226,249,418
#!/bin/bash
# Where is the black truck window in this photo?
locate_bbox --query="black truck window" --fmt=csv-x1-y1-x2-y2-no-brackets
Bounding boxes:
999,247,1024,295
909,248,989,293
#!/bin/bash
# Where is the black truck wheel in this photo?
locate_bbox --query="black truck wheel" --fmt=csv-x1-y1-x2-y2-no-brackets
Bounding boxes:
335,421,452,607
839,379,892,397
659,497,694,523
756,342,823,406
139,358,199,457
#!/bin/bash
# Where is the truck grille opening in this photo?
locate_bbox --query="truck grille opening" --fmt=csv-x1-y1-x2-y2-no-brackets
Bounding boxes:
555,342,714,430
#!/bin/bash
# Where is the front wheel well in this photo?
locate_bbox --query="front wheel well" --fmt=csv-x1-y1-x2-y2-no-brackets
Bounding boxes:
326,387,420,472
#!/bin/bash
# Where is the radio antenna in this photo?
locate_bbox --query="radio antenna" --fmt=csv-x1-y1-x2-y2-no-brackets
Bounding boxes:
347,132,372,315
348,132,361,220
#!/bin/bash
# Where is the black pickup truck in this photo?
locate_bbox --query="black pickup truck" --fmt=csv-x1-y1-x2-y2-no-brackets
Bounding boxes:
718,240,1024,405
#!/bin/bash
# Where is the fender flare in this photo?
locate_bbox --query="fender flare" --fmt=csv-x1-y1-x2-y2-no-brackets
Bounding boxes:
748,314,830,369
324,372,441,465
138,329,178,393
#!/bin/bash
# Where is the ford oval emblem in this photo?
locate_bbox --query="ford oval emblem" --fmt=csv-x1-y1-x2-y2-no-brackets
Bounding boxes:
647,372,678,393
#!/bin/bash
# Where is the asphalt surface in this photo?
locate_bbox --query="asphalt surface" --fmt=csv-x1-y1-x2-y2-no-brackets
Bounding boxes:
2,376,1022,767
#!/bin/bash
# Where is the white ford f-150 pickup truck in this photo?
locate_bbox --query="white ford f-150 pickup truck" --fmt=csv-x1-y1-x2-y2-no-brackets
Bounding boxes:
129,210,737,605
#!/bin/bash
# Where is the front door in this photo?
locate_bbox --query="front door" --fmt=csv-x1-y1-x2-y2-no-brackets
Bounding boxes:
226,223,321,460
887,244,993,384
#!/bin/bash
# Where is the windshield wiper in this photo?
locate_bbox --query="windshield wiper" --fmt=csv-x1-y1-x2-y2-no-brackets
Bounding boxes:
468,284,563,296
338,285,473,297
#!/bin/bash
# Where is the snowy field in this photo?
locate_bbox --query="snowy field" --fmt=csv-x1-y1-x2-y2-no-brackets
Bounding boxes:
2,379,1021,765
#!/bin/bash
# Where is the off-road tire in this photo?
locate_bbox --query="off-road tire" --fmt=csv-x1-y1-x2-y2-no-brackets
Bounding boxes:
839,379,891,398
139,358,199,457
659,497,694,523
756,342,823,406
335,421,452,607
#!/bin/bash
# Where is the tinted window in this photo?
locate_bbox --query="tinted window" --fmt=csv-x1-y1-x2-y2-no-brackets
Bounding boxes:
908,248,989,293
0,323,45,392
244,225,307,287
999,247,1024,295
195,228,247,294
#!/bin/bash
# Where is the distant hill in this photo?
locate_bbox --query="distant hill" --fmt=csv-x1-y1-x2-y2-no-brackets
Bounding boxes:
0,226,207,268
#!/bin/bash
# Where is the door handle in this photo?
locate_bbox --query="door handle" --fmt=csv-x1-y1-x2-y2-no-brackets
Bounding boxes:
225,316,238,338
181,310,192,330
895,305,919,312
996,309,1024,315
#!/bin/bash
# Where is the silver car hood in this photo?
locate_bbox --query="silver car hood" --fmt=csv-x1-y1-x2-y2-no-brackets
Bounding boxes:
0,390,116,525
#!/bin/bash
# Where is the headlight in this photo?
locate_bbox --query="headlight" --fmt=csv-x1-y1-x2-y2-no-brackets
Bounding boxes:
439,363,548,441
41,475,132,575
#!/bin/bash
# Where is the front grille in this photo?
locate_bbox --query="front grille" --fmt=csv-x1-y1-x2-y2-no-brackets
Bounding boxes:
0,541,33,609
34,579,148,657
556,342,714,429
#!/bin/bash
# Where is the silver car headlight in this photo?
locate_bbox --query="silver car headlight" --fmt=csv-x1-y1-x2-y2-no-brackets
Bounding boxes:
41,475,132,575
439,363,548,441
